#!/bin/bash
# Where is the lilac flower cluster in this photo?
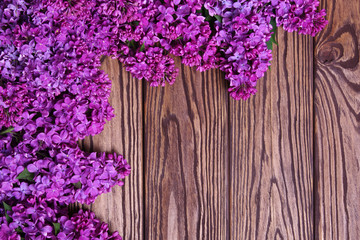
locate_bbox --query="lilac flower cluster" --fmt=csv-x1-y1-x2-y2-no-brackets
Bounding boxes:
273,0,328,36
1,0,132,238
123,0,327,100
122,0,219,86
0,134,130,204
107,0,328,100
204,0,274,99
0,0,132,202
0,196,121,239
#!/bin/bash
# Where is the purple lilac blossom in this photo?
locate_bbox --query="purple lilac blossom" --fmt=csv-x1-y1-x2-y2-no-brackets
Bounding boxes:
207,0,274,99
204,0,327,99
0,0,131,207
273,0,328,37
121,0,327,99
0,196,121,239
0,133,131,204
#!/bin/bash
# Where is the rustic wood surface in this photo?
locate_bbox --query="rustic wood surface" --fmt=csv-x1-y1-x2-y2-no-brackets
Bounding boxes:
230,28,314,239
144,59,228,239
76,0,360,239
314,0,360,239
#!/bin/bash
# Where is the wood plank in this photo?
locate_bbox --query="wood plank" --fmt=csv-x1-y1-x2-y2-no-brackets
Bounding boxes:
314,0,360,239
79,57,143,239
230,29,314,239
144,58,229,239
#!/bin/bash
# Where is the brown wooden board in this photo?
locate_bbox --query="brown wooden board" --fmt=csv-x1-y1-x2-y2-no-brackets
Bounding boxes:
314,0,360,239
229,28,314,239
144,58,229,239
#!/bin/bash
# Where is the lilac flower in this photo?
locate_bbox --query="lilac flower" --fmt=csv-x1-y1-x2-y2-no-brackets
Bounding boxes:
0,197,121,239
0,133,131,204
274,0,328,37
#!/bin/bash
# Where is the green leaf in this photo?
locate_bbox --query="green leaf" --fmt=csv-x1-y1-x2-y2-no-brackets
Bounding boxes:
16,168,34,181
3,202,12,223
0,127,14,135
201,6,210,18
140,43,145,52
270,17,277,31
4,213,11,223
266,17,278,51
270,32,278,46
127,40,136,49
214,15,222,23
266,39,273,50
53,222,60,235
3,202,11,211
205,15,213,22
72,182,82,189
15,227,22,233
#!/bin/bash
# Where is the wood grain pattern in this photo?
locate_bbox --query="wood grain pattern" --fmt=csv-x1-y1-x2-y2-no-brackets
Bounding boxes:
80,57,143,240
229,29,314,239
314,0,360,239
144,58,229,239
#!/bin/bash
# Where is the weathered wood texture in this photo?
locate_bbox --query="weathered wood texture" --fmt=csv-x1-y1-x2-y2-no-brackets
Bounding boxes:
80,57,143,239
314,0,360,239
77,1,360,238
230,29,314,239
144,59,229,239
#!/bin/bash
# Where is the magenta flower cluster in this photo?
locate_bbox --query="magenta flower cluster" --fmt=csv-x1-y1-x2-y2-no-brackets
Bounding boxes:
118,0,328,99
0,0,326,239
0,196,120,239
0,0,133,238
216,0,327,99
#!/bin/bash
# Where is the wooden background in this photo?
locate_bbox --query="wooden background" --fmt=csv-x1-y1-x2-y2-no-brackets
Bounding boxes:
76,0,360,239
